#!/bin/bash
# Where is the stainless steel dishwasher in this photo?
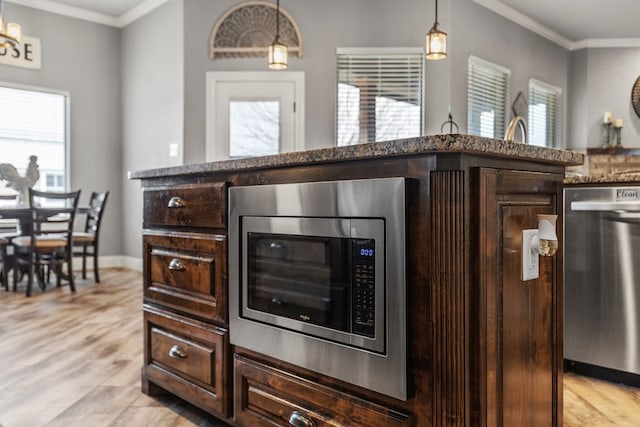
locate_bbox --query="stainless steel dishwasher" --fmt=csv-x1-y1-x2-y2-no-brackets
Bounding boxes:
564,186,640,382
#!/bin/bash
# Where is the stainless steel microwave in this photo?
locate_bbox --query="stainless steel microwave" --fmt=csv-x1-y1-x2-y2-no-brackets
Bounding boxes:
229,177,407,400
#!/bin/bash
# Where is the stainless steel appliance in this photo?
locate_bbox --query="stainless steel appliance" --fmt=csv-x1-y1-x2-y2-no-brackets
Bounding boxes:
564,186,640,378
229,177,407,400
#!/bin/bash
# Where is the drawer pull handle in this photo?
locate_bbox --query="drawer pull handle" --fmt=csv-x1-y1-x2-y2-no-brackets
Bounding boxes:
169,345,187,359
289,411,315,427
168,258,186,271
167,196,185,208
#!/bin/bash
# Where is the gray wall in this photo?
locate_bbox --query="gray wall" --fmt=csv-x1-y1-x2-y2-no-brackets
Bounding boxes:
568,49,588,150
450,0,570,143
122,0,184,260
568,48,640,150
0,2,122,257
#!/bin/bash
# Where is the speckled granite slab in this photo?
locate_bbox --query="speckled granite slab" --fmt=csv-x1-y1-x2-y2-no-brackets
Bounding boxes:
129,134,584,180
564,173,640,185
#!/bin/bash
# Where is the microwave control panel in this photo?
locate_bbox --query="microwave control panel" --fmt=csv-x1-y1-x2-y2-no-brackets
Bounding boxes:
352,239,376,337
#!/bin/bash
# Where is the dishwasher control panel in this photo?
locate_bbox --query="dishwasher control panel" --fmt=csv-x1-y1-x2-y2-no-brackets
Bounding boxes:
616,188,640,201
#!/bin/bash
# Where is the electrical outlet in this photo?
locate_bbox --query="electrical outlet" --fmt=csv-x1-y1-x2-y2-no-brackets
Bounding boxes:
522,229,539,281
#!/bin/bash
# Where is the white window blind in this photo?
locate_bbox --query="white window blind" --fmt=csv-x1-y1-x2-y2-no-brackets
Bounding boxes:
336,48,424,146
467,56,510,139
528,79,561,148
0,85,68,194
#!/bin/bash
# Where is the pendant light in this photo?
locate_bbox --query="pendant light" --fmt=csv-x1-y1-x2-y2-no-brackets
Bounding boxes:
425,0,446,60
0,0,21,48
268,0,288,70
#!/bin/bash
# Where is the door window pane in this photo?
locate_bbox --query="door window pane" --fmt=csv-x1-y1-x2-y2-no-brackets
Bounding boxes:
229,100,280,158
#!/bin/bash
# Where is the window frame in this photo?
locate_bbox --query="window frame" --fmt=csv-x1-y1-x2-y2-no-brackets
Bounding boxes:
528,78,562,148
335,47,426,146
0,81,71,192
467,55,511,139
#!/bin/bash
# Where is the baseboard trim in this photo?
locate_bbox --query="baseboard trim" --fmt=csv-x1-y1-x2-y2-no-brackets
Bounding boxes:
71,255,142,272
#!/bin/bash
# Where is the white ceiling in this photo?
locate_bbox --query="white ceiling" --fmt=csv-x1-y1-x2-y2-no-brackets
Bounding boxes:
475,0,640,48
7,0,640,49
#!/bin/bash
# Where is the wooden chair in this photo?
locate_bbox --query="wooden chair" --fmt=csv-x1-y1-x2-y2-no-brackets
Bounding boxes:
0,237,9,291
12,189,81,297
0,193,19,290
72,191,109,283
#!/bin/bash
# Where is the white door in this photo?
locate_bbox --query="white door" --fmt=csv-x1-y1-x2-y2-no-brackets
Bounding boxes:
206,72,305,161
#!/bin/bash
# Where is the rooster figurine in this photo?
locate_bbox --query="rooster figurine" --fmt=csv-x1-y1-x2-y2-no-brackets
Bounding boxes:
0,155,40,206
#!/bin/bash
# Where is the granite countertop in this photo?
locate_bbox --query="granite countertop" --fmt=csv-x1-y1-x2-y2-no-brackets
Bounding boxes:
564,173,640,185
129,134,584,180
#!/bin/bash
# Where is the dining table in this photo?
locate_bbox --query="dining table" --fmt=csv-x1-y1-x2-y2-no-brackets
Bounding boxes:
0,205,91,227
0,205,91,236
0,206,32,235
0,204,91,291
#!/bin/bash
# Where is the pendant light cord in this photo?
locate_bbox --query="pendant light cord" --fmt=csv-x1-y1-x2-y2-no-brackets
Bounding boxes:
276,0,280,38
435,0,439,25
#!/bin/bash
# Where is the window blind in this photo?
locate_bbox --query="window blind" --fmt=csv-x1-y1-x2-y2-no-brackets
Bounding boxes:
528,79,561,148
467,56,510,138
0,86,66,143
336,49,424,146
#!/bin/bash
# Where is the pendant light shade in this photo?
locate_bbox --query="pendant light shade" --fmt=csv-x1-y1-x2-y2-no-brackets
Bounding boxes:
0,0,21,48
268,0,288,70
425,0,446,60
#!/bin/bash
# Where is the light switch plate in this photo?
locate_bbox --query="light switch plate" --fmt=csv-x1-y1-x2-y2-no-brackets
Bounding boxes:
522,229,539,281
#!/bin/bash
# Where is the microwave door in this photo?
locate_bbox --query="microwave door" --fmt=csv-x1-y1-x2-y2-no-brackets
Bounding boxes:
241,217,351,332
246,232,351,332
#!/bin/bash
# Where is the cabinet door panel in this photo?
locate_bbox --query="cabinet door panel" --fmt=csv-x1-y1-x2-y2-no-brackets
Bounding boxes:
474,168,563,427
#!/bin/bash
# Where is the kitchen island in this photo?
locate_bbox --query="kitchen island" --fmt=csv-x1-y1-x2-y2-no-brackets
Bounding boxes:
130,134,582,427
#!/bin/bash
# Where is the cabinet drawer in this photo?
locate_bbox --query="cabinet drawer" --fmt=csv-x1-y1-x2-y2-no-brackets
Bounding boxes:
143,305,230,417
234,355,411,426
143,183,226,229
144,232,227,323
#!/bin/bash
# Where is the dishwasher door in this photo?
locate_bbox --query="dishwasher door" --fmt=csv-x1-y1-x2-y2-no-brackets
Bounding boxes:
564,186,640,376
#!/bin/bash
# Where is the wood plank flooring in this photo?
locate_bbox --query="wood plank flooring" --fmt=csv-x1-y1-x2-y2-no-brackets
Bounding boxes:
0,268,638,426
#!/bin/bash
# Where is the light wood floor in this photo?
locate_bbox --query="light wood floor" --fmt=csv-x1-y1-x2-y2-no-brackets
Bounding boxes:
1,268,639,427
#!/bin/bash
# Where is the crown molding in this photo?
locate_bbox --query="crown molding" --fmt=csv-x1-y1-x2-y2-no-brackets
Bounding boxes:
118,0,171,27
472,0,573,49
6,0,169,28
571,38,640,50
6,0,119,26
473,0,640,51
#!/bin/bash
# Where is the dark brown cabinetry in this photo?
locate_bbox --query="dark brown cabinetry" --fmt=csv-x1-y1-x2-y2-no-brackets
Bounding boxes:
472,169,563,427
140,182,231,420
132,137,579,426
234,355,411,426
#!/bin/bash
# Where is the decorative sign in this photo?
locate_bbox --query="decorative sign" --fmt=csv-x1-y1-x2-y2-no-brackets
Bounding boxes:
0,36,41,70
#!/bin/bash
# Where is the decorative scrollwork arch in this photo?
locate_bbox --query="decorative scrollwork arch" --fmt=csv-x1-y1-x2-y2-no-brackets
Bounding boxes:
209,1,303,59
